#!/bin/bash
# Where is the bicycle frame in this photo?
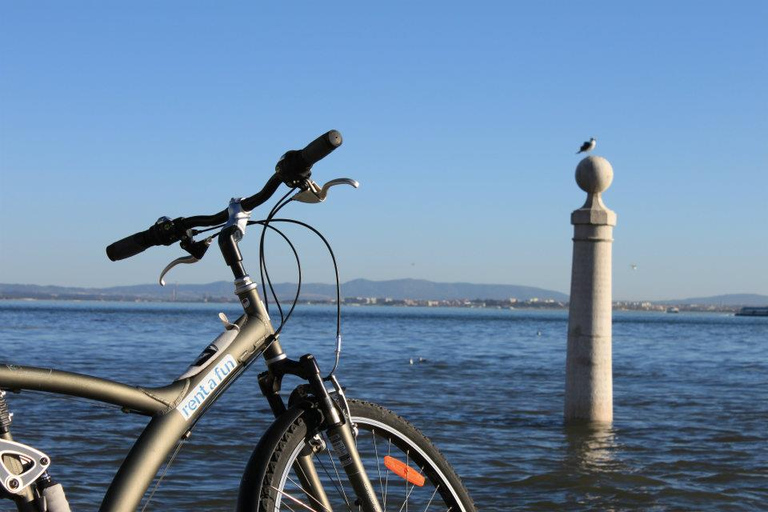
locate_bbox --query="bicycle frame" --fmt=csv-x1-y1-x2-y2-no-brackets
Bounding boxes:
1,281,278,511
2,195,385,512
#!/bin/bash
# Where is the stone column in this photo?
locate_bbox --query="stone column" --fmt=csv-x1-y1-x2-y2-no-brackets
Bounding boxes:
565,156,616,424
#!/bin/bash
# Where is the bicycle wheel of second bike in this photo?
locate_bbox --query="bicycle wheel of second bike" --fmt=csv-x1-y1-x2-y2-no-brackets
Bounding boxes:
241,399,475,512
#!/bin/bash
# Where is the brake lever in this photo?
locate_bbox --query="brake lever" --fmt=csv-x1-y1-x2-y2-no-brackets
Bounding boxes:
292,178,359,204
158,237,212,286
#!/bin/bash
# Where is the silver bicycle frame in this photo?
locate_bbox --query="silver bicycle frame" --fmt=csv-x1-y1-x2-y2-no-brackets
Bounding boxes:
0,286,277,512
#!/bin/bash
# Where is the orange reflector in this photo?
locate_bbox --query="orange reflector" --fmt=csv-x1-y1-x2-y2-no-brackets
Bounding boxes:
384,455,426,487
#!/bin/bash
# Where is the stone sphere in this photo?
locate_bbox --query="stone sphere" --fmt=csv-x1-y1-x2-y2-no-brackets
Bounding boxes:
575,156,613,194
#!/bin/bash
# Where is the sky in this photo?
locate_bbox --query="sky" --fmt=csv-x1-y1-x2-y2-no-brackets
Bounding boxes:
1,1,766,301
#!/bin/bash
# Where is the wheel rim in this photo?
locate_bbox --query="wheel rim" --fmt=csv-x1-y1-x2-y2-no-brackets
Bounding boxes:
271,415,468,512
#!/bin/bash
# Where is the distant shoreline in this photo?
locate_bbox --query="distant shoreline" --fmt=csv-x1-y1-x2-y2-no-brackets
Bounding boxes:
3,280,765,310
0,296,749,314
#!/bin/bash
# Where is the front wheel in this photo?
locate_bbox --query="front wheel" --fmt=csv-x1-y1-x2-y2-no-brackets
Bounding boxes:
238,399,475,511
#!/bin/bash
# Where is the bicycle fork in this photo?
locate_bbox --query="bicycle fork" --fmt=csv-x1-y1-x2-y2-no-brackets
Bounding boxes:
259,345,383,512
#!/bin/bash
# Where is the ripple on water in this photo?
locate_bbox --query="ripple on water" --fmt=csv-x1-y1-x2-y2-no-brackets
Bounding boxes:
1,304,767,510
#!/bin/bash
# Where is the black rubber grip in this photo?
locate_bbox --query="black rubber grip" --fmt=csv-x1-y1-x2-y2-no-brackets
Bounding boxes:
106,230,154,261
301,130,343,167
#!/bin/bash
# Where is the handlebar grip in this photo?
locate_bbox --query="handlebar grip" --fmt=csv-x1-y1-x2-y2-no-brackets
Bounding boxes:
106,230,154,261
300,130,343,167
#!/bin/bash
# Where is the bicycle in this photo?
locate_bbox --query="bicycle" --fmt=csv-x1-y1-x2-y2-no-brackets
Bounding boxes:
0,131,476,512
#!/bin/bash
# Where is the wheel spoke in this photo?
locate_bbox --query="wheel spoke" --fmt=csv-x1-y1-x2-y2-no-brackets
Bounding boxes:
315,447,353,510
262,400,471,512
384,438,392,509
325,439,354,510
422,480,440,511
270,485,321,512
284,473,333,512
372,428,386,507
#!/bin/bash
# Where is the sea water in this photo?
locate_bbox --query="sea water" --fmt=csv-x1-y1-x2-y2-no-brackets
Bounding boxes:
1,301,766,511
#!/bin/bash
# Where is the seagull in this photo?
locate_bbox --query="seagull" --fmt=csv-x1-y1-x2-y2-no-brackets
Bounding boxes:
576,137,596,154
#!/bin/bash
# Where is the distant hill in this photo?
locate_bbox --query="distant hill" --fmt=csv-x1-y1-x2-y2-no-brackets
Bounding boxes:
0,279,568,302
656,294,768,307
2,282,764,306
340,279,568,301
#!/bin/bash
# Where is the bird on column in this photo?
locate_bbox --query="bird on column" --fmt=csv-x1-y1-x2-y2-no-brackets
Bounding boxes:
576,137,596,154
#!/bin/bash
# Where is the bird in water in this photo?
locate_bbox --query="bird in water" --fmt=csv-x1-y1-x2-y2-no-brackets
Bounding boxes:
576,137,596,154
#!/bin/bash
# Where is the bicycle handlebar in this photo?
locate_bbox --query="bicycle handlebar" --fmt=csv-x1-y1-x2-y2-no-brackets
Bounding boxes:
106,130,343,262
302,130,343,169
275,130,343,187
106,229,158,262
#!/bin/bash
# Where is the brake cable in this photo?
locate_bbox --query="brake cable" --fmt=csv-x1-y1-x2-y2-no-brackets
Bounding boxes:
254,222,302,336
191,223,226,236
187,192,346,378
255,217,344,378
257,189,297,324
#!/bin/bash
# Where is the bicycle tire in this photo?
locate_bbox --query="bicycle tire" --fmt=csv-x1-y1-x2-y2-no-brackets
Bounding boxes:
238,399,475,511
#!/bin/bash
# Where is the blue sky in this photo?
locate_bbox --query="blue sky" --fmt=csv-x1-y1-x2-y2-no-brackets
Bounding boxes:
1,1,766,301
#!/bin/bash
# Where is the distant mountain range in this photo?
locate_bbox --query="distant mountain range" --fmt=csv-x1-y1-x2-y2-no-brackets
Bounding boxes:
654,294,768,307
0,280,765,306
0,279,568,302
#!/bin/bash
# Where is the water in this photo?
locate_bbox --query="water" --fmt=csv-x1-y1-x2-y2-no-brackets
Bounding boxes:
1,301,766,511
